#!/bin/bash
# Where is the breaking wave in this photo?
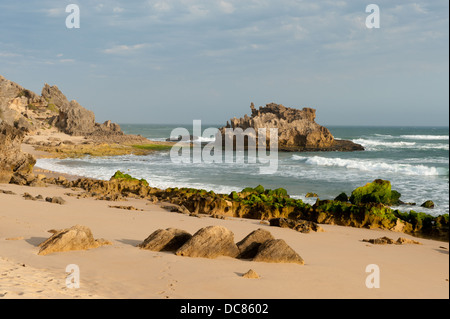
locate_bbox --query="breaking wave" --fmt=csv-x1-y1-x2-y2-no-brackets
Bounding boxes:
291,155,446,176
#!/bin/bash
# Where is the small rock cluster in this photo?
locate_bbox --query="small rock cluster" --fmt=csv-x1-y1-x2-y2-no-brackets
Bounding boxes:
362,236,422,245
36,224,304,265
138,226,305,265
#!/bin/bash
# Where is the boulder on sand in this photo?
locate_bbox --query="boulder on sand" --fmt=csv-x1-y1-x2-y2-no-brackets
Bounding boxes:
236,228,275,259
175,225,240,259
138,228,192,252
38,225,112,256
252,239,304,265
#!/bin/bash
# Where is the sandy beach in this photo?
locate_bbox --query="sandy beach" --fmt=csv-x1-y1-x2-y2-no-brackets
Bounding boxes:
0,172,448,299
0,132,447,299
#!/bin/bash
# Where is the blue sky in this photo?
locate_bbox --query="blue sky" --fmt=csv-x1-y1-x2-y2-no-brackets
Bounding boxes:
0,0,448,126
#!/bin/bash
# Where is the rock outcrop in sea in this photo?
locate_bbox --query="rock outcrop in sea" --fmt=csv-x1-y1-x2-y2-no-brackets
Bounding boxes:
218,102,364,152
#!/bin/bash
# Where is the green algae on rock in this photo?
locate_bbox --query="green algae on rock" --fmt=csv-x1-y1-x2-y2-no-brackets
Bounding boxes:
349,179,401,206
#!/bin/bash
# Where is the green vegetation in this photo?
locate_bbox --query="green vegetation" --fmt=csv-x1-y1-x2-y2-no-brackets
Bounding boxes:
47,103,59,113
27,104,38,111
132,144,173,151
111,170,149,186
16,89,32,99
349,179,401,205
334,192,348,202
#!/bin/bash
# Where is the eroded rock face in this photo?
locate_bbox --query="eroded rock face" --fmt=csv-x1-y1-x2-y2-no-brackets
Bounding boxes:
175,226,240,259
0,75,45,133
42,84,96,136
0,122,36,183
38,225,112,256
1,75,126,138
138,228,192,252
218,103,364,152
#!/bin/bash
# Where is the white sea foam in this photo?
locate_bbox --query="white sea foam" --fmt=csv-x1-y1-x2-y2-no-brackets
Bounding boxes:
291,155,445,176
352,139,416,149
352,138,449,150
400,135,449,140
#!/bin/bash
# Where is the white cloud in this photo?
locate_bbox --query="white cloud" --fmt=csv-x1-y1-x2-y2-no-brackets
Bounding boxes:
113,7,125,13
103,43,150,55
59,59,75,63
43,7,64,17
0,51,21,57
218,1,235,14
155,1,171,11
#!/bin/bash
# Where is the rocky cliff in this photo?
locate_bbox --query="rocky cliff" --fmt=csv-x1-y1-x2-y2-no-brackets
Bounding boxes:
0,121,36,183
219,103,364,152
0,75,123,138
0,75,148,144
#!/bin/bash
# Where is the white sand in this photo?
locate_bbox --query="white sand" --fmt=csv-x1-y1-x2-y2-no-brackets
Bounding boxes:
0,182,448,299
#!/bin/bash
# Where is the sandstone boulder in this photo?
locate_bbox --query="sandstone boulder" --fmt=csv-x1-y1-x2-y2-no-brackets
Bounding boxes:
253,239,304,265
242,269,260,279
38,225,112,255
45,196,66,205
175,226,240,259
138,228,192,252
236,228,274,259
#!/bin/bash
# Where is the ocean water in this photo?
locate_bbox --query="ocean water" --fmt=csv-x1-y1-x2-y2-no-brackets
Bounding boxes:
36,125,449,217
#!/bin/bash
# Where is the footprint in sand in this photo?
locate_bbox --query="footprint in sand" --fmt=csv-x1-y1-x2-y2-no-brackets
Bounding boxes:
156,262,178,298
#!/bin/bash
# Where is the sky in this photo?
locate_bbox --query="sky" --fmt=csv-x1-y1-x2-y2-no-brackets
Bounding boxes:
0,0,448,126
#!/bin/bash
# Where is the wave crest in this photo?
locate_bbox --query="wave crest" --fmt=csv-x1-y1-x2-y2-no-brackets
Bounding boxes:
291,155,446,176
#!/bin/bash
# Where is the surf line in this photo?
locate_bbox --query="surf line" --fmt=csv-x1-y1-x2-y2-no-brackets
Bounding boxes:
169,120,279,174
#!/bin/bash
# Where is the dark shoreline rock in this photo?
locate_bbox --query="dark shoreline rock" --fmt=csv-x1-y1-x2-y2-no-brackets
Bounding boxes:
35,173,450,242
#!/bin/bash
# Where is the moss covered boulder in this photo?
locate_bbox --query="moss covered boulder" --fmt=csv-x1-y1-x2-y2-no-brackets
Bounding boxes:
111,170,149,186
349,179,401,206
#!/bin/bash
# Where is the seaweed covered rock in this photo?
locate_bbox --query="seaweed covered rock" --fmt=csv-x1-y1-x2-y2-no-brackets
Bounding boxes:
394,210,449,240
420,200,435,209
349,179,401,206
334,192,349,202
111,170,149,186
175,226,240,259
